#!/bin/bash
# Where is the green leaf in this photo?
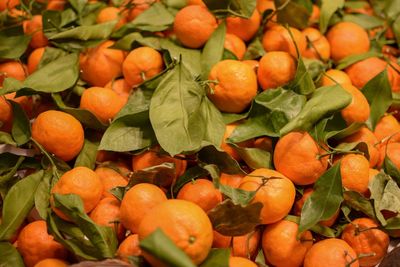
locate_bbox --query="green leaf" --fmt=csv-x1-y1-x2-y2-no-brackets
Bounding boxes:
0,35,31,59
369,173,391,225
200,249,230,267
201,22,226,80
172,166,210,197
299,163,343,233
336,51,382,69
203,0,257,18
230,145,272,169
334,142,370,160
9,101,31,145
342,13,385,29
274,0,311,30
52,193,118,259
49,21,117,41
288,56,316,95
111,32,161,51
38,47,69,69
208,199,262,236
0,132,17,145
303,58,326,81
0,242,25,267
393,16,400,48
139,228,196,267
1,53,79,95
319,0,345,33
0,170,45,241
280,85,352,136
198,146,245,175
51,94,106,130
285,215,336,237
74,139,98,169
343,190,376,219
361,69,393,130
383,156,400,184
218,184,257,206
243,38,265,60
0,156,24,186
69,0,88,14
150,61,225,155
34,171,52,220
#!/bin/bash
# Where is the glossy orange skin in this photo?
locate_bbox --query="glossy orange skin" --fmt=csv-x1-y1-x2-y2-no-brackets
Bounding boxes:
302,27,331,61
304,238,359,267
96,6,127,30
326,22,370,62
27,47,46,74
51,167,103,220
340,83,370,125
378,142,400,169
17,221,68,267
80,86,125,123
342,218,389,266
221,123,254,161
321,69,352,86
262,25,307,57
0,60,27,86
374,114,400,143
138,199,213,265
105,79,132,103
23,15,48,48
273,132,328,185
173,5,217,48
33,259,68,267
0,0,19,10
212,230,261,260
257,51,296,90
239,168,296,224
219,173,244,188
226,10,261,42
340,154,370,195
95,167,128,199
31,110,84,161
207,60,258,113
117,234,142,262
262,220,313,267
122,47,163,87
120,183,167,233
224,33,246,60
229,256,258,267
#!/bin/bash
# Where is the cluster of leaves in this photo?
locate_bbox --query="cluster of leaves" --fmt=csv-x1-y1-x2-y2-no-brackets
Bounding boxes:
0,0,400,266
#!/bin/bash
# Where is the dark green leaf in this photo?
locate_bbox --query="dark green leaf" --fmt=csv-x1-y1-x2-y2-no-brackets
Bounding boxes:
0,35,31,59
34,171,52,220
38,47,69,69
198,145,245,175
53,193,118,259
274,0,311,29
201,22,226,79
336,51,382,69
200,249,230,267
343,190,376,219
9,101,31,145
203,0,256,18
299,163,343,233
280,85,352,135
208,199,262,236
0,132,16,145
319,0,345,33
383,156,400,184
303,58,326,81
49,21,117,41
361,69,393,130
111,32,161,51
74,139,98,169
0,242,24,267
243,38,265,60
231,145,272,169
0,156,24,186
288,56,316,95
0,170,45,241
334,142,370,160
222,48,238,60
140,228,196,267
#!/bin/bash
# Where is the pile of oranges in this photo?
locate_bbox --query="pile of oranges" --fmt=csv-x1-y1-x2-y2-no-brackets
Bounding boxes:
1,0,400,266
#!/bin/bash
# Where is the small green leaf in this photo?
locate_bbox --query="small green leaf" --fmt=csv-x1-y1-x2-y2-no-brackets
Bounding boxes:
361,69,393,130
231,145,272,170
288,56,316,95
198,146,245,175
342,13,385,29
74,139,98,169
299,163,343,233
0,156,24,186
111,32,161,51
0,35,31,59
274,0,311,30
243,38,265,60
369,173,391,225
343,190,376,219
201,22,226,79
383,156,400,184
34,171,52,220
140,228,196,267
49,21,117,41
0,242,25,267
218,184,257,206
203,0,256,18
336,51,381,69
0,132,17,145
319,0,345,33
200,249,230,267
0,170,45,241
9,101,31,145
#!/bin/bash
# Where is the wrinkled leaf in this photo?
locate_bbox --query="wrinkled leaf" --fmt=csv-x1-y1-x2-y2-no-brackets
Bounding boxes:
0,34,31,59
319,0,344,33
243,38,265,60
0,242,25,267
336,51,382,69
343,190,376,219
9,101,31,145
201,22,226,79
49,21,117,41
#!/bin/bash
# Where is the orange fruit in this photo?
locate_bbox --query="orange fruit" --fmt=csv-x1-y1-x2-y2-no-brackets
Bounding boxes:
131,148,187,186
256,0,275,14
219,173,244,188
273,132,329,185
262,25,307,57
212,229,261,259
374,114,400,143
304,238,359,267
342,127,380,168
31,110,84,161
341,218,389,266
80,86,125,123
80,40,125,87
186,0,205,6
117,234,142,262
51,167,103,220
309,4,320,24
242,60,259,74
177,179,222,212
326,22,370,62
340,83,370,125
96,6,127,30
320,69,352,86
89,197,124,239
388,59,400,92
340,154,370,195
46,0,67,10
95,167,128,199
120,183,167,234
253,136,273,151
17,221,67,267
105,78,132,103
138,199,213,265
0,60,27,86
33,259,68,267
224,33,246,60
262,220,313,267
173,5,217,48
23,15,48,48
221,123,254,161
302,27,331,61
0,97,13,132
122,46,163,87
27,47,45,74
239,168,296,224
207,60,258,113
229,256,257,267
0,0,19,10
294,188,339,227
226,10,261,42
345,57,395,89
378,142,400,169
257,51,296,90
